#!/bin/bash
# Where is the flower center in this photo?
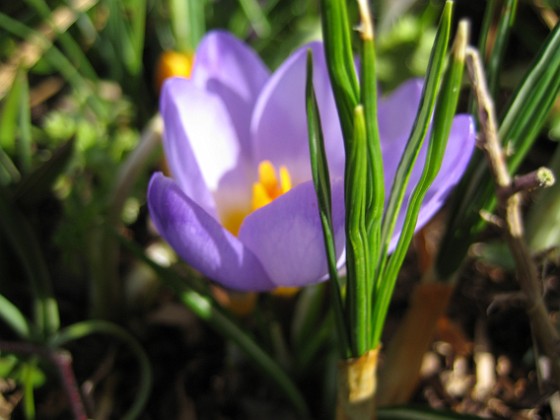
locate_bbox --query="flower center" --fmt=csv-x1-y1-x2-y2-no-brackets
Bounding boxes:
251,160,292,211
221,160,292,236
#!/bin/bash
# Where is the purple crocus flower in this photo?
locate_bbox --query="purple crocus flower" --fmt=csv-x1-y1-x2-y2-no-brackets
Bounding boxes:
148,30,475,291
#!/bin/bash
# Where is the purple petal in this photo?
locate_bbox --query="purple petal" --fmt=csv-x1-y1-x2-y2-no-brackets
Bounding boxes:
238,179,346,287
148,173,275,291
192,30,270,160
251,42,345,183
160,78,251,218
389,114,476,251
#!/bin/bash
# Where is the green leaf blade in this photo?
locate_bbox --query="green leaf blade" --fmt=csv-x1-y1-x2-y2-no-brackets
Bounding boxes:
305,50,351,358
378,0,453,266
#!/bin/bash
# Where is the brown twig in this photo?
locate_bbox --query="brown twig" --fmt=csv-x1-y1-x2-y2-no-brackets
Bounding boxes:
465,46,560,387
499,167,555,200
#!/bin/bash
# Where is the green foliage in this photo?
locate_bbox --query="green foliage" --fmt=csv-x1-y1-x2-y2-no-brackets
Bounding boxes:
305,51,350,356
376,13,438,90
0,0,558,418
34,82,140,274
437,16,560,279
0,354,45,389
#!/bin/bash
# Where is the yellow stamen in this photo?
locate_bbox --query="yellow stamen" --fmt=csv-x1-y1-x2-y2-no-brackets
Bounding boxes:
220,161,293,236
219,161,299,299
251,160,292,211
279,166,292,194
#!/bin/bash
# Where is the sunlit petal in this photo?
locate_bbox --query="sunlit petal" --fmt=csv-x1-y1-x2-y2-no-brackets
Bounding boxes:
161,78,251,218
239,180,346,287
192,30,270,160
148,173,275,291
251,42,345,183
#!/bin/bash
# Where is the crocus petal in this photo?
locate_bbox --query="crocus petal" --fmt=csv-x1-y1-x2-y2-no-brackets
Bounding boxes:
148,173,275,291
389,114,476,251
251,42,345,183
192,31,270,160
238,179,346,287
161,78,251,218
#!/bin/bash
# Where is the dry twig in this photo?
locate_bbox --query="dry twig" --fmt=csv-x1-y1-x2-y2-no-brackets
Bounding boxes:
465,46,560,387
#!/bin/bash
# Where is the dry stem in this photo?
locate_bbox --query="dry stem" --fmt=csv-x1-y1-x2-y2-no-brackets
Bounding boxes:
337,347,380,420
465,46,560,387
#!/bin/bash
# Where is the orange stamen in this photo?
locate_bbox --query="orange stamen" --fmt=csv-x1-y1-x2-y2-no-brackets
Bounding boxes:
221,161,293,235
251,160,292,211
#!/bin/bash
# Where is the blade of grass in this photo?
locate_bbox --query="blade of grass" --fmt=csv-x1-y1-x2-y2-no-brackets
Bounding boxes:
0,149,19,185
22,357,38,419
477,0,497,63
377,1,453,269
372,19,468,346
0,68,25,155
357,0,383,351
500,21,560,170
319,0,360,142
170,0,206,53
0,11,104,116
345,105,370,356
105,0,147,78
483,0,517,98
17,71,32,174
0,294,35,340
0,68,24,184
238,0,271,37
0,0,98,99
305,50,350,358
0,185,60,338
24,0,98,81
0,69,33,179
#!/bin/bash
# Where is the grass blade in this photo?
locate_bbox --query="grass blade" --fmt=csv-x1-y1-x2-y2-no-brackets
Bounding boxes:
345,105,370,356
0,294,35,340
373,19,468,345
170,0,206,53
357,0,384,276
305,50,350,357
0,185,60,338
319,0,360,142
378,1,453,267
